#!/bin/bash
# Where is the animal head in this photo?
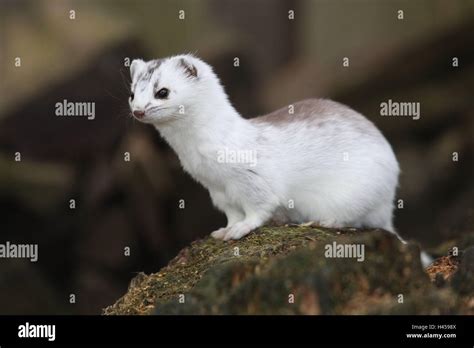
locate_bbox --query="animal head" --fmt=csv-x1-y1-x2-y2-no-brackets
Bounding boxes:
128,54,216,125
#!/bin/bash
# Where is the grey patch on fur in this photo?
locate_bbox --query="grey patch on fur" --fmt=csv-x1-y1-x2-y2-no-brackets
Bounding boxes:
179,58,198,78
250,99,344,124
250,99,380,136
147,59,163,76
132,59,163,91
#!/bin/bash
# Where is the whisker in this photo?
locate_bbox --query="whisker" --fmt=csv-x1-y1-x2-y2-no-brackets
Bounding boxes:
119,67,132,92
104,88,123,101
146,106,169,113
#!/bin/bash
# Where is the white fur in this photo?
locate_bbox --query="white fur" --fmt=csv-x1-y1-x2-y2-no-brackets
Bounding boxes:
129,54,401,242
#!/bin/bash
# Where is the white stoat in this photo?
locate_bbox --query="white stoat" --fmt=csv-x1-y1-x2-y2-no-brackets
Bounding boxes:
128,54,402,243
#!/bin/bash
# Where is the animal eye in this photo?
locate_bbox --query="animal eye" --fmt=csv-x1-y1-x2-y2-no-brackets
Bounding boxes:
130,92,134,100
155,88,169,99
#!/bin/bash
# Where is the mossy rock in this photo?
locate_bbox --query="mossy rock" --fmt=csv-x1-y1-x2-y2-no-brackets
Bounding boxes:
103,226,474,315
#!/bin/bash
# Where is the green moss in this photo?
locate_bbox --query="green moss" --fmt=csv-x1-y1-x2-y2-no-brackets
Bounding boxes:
103,226,474,315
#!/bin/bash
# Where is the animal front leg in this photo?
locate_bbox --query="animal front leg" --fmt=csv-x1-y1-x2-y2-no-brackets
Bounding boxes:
210,178,278,241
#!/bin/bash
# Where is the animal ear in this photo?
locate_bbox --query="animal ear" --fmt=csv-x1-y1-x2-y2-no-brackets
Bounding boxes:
130,59,146,81
179,58,198,78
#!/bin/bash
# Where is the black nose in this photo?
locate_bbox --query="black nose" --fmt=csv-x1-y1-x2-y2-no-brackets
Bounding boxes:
133,110,145,118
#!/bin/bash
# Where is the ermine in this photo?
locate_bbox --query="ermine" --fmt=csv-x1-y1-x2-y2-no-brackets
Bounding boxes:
128,54,402,244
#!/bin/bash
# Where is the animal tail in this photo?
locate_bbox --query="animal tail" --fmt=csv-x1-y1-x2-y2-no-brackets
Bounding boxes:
386,226,433,268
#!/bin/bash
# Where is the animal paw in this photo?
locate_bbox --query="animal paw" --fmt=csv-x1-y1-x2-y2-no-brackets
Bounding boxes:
298,221,316,227
318,219,343,229
223,222,253,241
211,227,229,239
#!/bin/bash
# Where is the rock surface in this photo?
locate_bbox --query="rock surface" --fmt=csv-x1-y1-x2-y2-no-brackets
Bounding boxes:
103,226,474,315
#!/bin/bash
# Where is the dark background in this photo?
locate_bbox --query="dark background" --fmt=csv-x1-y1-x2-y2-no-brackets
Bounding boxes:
0,0,473,314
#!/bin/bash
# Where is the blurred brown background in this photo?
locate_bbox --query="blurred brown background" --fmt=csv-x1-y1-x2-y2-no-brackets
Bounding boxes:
0,0,473,314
